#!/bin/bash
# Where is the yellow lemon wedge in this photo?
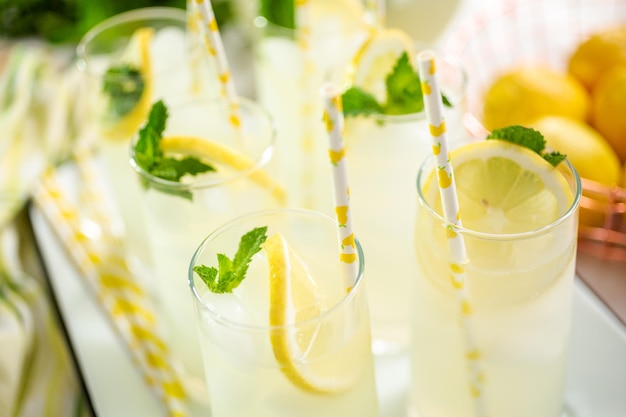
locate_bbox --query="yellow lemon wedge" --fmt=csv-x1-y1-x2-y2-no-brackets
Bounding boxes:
349,28,415,101
159,135,287,204
424,140,574,234
102,27,154,141
264,233,356,394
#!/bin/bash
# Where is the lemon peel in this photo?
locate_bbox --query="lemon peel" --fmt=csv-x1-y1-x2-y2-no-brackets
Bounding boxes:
265,233,355,394
159,135,287,204
424,140,574,234
348,28,415,101
102,27,154,141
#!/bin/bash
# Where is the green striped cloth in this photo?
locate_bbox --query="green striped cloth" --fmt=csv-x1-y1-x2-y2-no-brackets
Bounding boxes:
0,43,91,417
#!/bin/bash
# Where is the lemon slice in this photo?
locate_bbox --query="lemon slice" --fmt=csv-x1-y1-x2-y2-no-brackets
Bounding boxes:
424,140,574,234
349,28,414,101
102,27,154,141
265,233,355,394
159,135,287,204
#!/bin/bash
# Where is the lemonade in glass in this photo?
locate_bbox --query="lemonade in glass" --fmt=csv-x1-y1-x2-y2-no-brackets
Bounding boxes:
76,7,216,268
340,30,467,353
252,0,369,213
409,132,581,417
189,208,378,417
129,96,284,400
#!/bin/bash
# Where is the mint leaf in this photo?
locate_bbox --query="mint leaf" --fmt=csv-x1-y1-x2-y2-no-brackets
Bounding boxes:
193,226,268,293
103,64,145,118
384,52,424,115
133,101,215,200
486,125,567,166
487,126,546,154
259,0,294,29
543,151,567,167
341,87,383,117
342,52,452,118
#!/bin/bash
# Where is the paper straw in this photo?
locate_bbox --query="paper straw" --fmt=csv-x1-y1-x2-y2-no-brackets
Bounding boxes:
417,50,487,417
322,83,359,287
33,169,188,417
185,0,203,95
193,0,241,129
295,0,318,208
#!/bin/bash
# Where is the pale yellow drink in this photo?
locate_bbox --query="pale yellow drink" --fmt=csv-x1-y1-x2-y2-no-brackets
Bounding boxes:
409,140,582,417
76,7,216,268
343,50,466,354
253,0,369,212
130,96,283,401
189,209,378,417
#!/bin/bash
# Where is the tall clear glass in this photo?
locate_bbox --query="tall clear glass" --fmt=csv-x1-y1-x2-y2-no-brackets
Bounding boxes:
409,148,582,417
342,49,467,354
189,208,378,417
76,7,216,269
252,5,369,213
129,96,283,401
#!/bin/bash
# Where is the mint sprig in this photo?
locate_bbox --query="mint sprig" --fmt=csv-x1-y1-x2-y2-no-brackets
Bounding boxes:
486,126,567,166
259,0,294,29
342,52,451,118
134,100,215,200
193,226,268,293
103,64,145,118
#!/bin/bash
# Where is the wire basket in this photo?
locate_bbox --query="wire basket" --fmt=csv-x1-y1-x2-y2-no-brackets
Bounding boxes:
445,0,626,261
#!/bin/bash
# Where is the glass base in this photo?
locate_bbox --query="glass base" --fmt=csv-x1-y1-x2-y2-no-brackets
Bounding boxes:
406,403,575,417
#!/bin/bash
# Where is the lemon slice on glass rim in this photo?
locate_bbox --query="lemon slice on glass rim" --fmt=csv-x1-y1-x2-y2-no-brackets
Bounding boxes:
423,140,575,235
264,233,357,394
348,27,415,101
157,135,287,204
102,27,154,141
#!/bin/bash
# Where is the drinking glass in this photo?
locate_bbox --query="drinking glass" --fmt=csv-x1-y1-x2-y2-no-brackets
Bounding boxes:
342,48,467,354
76,7,216,268
129,95,283,400
189,208,379,417
409,146,582,417
252,3,369,213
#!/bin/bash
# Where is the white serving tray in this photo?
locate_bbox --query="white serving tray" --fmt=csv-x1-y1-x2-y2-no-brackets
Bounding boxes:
28,162,626,417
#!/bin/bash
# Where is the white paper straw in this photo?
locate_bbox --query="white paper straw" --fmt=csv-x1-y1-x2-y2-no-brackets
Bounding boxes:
417,50,487,417
321,83,359,288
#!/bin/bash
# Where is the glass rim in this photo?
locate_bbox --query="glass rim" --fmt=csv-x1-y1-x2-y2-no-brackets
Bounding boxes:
252,13,367,36
188,208,367,332
340,47,468,122
416,149,583,240
75,6,188,76
129,96,277,191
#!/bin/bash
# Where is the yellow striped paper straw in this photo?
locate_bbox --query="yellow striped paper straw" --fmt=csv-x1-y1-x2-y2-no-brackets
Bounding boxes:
185,0,204,95
322,83,359,286
33,169,188,417
193,0,241,130
295,0,319,208
417,50,487,417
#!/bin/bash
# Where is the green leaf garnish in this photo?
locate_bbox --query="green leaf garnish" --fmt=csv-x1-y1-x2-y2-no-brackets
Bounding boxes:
342,51,451,118
134,100,216,200
384,52,424,115
103,64,145,118
342,87,383,117
486,125,567,166
259,0,294,29
193,226,268,293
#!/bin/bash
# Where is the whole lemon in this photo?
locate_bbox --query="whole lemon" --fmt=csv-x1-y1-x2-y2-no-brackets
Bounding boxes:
591,65,626,162
568,27,626,92
482,65,590,131
529,115,621,185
